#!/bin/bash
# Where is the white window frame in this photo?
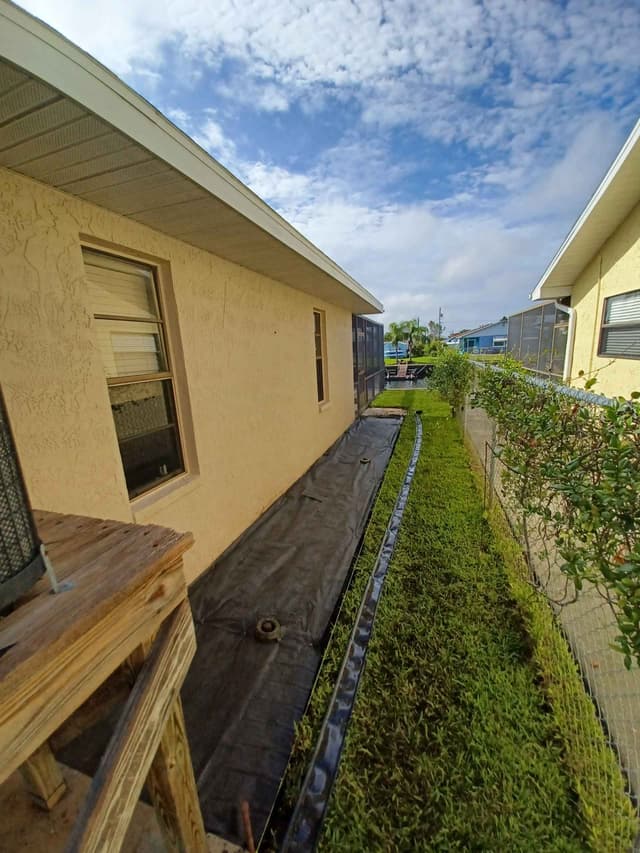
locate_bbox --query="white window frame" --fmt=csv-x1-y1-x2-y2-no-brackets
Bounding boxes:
598,289,640,360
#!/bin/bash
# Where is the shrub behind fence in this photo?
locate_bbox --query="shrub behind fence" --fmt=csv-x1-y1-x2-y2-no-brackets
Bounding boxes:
461,364,640,850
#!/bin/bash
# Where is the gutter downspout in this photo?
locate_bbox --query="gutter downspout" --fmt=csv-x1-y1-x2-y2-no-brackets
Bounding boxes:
561,304,576,383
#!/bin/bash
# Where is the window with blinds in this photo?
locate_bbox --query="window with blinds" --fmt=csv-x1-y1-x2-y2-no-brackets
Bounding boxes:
599,289,640,359
314,310,328,403
83,249,184,498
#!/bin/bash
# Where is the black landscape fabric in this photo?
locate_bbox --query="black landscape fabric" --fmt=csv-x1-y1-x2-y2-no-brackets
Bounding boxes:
184,415,400,844
59,415,400,846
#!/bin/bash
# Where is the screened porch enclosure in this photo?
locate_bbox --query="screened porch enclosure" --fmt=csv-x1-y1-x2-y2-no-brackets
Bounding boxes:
507,302,570,378
352,316,385,412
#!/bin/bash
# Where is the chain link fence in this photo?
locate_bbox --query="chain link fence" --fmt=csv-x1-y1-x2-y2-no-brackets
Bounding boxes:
461,371,640,850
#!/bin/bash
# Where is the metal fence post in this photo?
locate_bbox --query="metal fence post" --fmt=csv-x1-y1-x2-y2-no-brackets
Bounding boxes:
487,420,497,510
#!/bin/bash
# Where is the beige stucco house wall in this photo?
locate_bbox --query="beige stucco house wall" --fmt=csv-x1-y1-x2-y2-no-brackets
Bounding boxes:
0,167,358,584
568,200,640,399
0,1,384,586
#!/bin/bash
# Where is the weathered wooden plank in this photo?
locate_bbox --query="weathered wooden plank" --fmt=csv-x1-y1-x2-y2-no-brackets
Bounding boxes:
19,741,66,810
34,510,191,582
66,601,199,853
146,697,208,853
32,512,131,586
0,559,185,784
128,635,207,851
0,514,192,669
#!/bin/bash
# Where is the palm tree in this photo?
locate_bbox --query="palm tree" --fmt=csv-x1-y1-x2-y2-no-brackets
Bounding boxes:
427,319,444,343
405,319,427,358
386,321,408,364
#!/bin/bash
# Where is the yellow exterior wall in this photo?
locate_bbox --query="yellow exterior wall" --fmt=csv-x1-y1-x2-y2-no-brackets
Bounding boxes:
0,168,357,584
570,199,640,399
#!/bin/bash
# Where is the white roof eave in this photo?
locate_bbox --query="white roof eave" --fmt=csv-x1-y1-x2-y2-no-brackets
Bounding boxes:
0,0,383,314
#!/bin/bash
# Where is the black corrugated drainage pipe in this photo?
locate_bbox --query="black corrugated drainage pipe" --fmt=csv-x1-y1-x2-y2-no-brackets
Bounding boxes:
281,412,423,852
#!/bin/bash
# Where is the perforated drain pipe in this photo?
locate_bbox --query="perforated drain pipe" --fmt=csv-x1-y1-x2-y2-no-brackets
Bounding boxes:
281,412,423,852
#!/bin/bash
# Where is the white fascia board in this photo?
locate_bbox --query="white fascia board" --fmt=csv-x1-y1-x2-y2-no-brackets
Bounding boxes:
532,118,640,302
0,0,383,313
530,284,571,301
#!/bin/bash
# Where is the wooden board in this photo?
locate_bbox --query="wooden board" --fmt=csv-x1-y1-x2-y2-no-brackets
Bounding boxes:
19,741,66,810
0,510,193,785
67,601,202,852
0,559,185,783
147,698,208,853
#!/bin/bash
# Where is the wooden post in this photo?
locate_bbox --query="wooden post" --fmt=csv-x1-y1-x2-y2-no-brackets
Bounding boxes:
20,741,66,810
125,632,207,852
146,697,207,852
66,601,206,853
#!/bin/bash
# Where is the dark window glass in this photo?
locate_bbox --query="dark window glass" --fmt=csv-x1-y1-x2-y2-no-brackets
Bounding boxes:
315,359,324,403
110,380,183,497
314,310,326,402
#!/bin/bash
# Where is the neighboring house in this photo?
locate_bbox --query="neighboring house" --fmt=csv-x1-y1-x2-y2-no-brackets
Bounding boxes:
0,2,382,585
456,321,508,353
532,119,640,399
445,330,468,347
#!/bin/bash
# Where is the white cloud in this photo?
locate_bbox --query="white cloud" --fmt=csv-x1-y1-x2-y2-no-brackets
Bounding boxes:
230,145,550,330
225,108,630,331
193,117,237,165
505,115,625,224
14,0,640,331
18,0,640,156
215,80,290,113
165,107,192,129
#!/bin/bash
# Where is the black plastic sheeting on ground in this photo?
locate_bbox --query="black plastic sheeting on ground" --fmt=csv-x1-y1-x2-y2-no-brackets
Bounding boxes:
282,413,422,852
57,415,400,847
183,415,400,845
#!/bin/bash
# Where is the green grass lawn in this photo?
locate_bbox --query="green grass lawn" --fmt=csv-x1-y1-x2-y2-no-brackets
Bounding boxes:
371,388,448,413
384,353,506,366
287,389,635,852
384,355,439,366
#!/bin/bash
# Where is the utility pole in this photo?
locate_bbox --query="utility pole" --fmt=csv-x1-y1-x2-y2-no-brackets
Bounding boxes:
438,307,443,338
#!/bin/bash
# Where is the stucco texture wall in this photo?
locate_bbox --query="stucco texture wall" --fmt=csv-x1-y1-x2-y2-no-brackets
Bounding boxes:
570,200,640,399
0,167,357,584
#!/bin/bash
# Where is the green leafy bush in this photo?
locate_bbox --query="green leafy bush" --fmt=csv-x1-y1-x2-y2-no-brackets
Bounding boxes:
431,348,474,409
474,365,640,668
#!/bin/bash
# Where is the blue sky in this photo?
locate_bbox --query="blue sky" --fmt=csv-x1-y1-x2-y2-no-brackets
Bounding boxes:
18,0,640,333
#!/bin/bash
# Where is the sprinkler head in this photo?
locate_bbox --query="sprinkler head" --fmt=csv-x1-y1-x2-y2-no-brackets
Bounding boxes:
255,616,283,643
